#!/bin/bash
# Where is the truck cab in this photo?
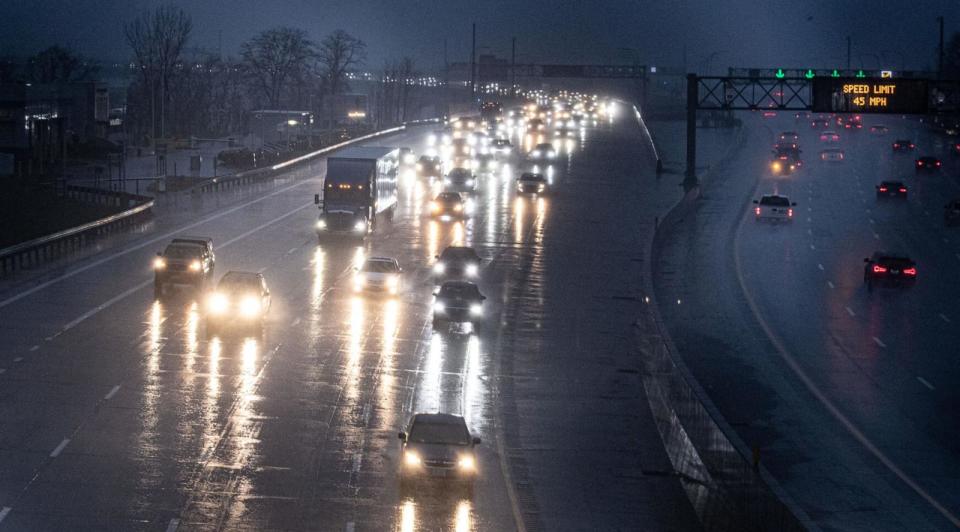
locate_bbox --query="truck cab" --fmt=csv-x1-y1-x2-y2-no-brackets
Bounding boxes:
315,147,399,240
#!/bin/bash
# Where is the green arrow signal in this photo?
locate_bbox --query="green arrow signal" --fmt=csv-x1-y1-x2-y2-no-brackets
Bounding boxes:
855,69,866,78
831,69,840,77
804,69,815,79
775,68,785,79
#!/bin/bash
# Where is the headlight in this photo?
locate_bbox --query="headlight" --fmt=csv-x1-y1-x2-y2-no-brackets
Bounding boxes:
547,152,555,158
538,184,545,191
189,260,202,271
416,163,423,171
453,204,463,212
153,257,166,269
531,150,541,157
354,273,366,291
470,303,483,316
404,451,421,467
466,179,475,187
433,301,446,313
208,292,228,314
239,296,261,317
354,220,367,232
458,455,476,471
433,262,445,274
430,201,439,213
465,264,478,276
316,219,327,230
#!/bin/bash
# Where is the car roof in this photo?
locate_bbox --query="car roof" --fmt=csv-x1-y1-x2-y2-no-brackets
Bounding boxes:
366,256,398,264
519,173,546,180
440,280,479,290
535,142,553,148
411,413,468,426
220,271,261,283
760,194,788,200
436,192,463,200
919,155,938,159
872,251,912,260
171,236,212,246
880,180,903,185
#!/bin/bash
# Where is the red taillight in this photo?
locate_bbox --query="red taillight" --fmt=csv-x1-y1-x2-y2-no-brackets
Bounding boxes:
879,187,888,192
936,161,941,166
917,161,923,166
910,144,915,148
893,143,899,148
904,267,917,276
788,208,793,217
873,265,887,273
899,187,907,193
755,207,761,215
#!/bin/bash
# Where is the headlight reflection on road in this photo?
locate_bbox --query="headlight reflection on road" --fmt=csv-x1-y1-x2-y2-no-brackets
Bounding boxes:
400,499,416,532
427,220,440,262
514,196,525,242
185,301,200,373
454,499,473,532
241,337,259,377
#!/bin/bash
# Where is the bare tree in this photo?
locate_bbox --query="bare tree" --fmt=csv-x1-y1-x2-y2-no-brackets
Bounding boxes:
318,30,366,97
26,45,98,84
241,27,316,110
124,4,192,140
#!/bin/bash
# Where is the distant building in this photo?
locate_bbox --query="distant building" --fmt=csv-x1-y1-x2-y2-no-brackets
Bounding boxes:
0,81,108,177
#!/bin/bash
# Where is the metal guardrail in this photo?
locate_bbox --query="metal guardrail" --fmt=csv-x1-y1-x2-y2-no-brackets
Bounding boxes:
639,125,815,531
0,188,154,277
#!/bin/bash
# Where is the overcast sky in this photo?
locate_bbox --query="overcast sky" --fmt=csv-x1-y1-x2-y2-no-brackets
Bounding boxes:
2,0,959,74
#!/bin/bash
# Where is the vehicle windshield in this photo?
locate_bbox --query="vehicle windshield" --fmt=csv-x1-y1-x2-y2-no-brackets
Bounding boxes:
760,196,790,206
409,420,470,445
437,193,461,203
218,274,260,292
440,283,480,298
440,248,478,261
362,260,398,273
163,244,203,259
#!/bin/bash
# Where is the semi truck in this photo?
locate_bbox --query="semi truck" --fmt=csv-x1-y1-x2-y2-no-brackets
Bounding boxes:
314,146,399,239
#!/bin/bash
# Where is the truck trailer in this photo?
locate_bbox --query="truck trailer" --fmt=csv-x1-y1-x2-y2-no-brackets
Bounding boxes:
315,146,399,239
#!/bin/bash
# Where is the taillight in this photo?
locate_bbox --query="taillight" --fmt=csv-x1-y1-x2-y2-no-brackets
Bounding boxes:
899,187,907,193
917,161,923,166
936,161,941,166
879,187,888,192
788,208,793,217
755,207,761,215
910,143,915,148
893,143,899,148
904,267,917,276
873,265,887,273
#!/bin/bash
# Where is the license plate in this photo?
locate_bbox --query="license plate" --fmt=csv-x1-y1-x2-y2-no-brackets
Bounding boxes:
891,269,900,274
889,192,897,196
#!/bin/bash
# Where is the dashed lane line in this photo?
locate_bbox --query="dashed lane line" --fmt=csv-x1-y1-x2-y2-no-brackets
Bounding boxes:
917,377,935,391
827,281,835,289
872,336,887,348
50,438,70,458
104,385,121,400
940,313,951,323
166,518,180,532
845,306,856,317
818,263,824,271
0,507,10,524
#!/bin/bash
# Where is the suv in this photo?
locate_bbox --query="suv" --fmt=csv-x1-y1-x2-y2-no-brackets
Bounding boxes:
433,246,482,279
416,155,443,182
915,156,941,173
153,237,215,298
516,172,548,195
892,139,915,152
864,252,917,290
206,271,271,333
945,199,960,226
398,413,481,489
529,142,556,160
753,195,796,222
876,181,907,199
432,281,486,329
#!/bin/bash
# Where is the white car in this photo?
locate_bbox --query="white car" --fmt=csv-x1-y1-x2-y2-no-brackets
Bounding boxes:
753,194,796,222
354,256,403,295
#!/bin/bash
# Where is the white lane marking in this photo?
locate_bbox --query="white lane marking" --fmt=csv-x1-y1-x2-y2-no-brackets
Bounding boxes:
845,306,856,317
807,229,813,235
943,237,950,244
733,206,960,527
0,507,10,523
0,179,316,310
50,438,70,457
872,336,887,348
917,377,935,391
0,369,5,374
806,217,812,222
362,403,372,426
346,522,355,532
13,357,22,363
287,247,298,254
45,203,314,341
940,313,951,323
817,263,824,271
104,385,121,400
807,206,812,212
827,281,835,289
166,518,180,532
352,453,362,473
869,218,875,224
809,244,816,250
29,345,39,352
873,232,880,240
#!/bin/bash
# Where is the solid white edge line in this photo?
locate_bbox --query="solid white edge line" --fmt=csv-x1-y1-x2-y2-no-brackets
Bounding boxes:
733,178,960,528
917,377,935,391
0,507,10,523
939,313,951,323
104,385,121,400
166,518,180,532
50,438,70,458
872,336,887,348
845,306,855,317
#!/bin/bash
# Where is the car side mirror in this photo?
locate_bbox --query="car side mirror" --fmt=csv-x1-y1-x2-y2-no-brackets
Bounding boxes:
863,258,870,263
792,202,797,206
480,295,486,301
752,200,758,204
156,251,162,256
398,431,406,440
472,437,481,445
314,194,320,205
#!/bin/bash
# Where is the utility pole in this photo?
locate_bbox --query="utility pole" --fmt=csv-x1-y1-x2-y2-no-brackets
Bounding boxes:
938,16,945,78
470,23,476,101
511,37,516,96
846,36,851,70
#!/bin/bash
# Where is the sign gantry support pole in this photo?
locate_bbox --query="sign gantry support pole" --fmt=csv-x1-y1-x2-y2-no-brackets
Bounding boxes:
684,73,698,188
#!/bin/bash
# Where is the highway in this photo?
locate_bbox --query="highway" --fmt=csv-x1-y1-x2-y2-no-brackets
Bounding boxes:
656,112,960,531
0,112,702,530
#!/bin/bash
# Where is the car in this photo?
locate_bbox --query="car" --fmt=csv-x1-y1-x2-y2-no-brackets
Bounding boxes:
945,199,960,226
416,155,443,182
432,280,486,329
876,181,907,199
474,152,499,173
892,139,915,151
206,271,271,333
870,124,889,134
433,245,482,279
529,142,556,160
819,131,840,142
430,192,468,222
444,167,477,193
153,236,215,298
915,156,942,172
863,252,917,291
752,194,796,222
516,172,548,195
820,148,845,162
353,256,402,295
810,119,830,129
397,413,481,488
840,115,863,130
779,131,799,143
770,146,802,175
491,138,512,155
762,110,777,118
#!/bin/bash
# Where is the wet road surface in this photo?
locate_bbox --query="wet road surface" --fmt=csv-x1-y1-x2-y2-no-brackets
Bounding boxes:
656,113,960,531
0,114,701,530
